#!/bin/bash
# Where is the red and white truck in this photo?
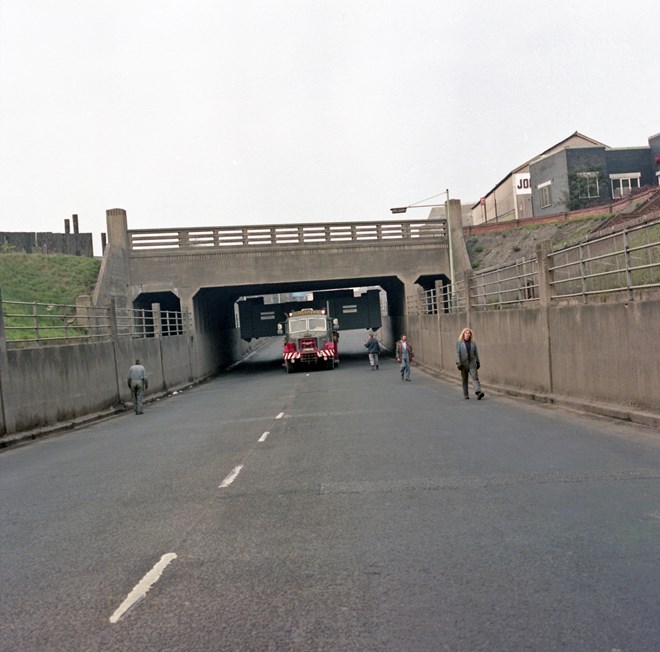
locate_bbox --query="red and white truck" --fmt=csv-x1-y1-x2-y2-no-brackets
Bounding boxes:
277,308,339,372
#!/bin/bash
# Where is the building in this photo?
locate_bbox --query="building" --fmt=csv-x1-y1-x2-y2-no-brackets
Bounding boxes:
470,132,606,226
530,133,660,216
471,131,660,226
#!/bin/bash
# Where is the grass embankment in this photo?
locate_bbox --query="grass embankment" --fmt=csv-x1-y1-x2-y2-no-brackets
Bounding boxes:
0,253,100,303
0,254,101,341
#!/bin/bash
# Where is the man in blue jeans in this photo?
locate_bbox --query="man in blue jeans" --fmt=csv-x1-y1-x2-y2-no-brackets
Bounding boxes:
395,335,414,381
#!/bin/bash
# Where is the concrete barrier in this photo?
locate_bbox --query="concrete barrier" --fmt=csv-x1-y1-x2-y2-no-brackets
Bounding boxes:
0,326,251,442
406,298,660,426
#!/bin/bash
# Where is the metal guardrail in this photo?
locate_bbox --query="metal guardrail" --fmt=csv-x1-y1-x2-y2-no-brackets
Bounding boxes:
2,302,186,349
471,258,539,309
409,218,658,314
2,301,111,347
128,219,448,252
408,279,467,316
548,218,660,300
115,308,185,338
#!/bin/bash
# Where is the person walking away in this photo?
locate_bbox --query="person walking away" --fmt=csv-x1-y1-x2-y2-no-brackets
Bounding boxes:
455,328,484,399
396,335,414,381
364,333,381,370
128,358,149,414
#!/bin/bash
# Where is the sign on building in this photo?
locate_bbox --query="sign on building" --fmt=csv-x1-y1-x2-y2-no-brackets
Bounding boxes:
514,173,531,195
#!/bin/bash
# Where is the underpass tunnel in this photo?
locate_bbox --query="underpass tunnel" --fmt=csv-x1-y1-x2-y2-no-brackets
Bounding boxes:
132,270,446,352
135,274,440,372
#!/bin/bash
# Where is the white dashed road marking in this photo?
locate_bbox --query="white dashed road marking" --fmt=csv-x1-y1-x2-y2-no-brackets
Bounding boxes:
109,553,177,624
219,465,244,488
258,431,270,442
275,412,284,419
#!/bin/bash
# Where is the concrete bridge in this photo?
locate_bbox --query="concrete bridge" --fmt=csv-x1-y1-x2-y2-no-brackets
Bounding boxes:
93,200,469,335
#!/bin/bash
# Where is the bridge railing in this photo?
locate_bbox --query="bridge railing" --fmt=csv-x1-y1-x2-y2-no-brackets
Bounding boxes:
1,300,187,349
128,220,448,252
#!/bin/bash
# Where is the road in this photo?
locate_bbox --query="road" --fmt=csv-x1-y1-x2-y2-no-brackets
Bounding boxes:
1,330,659,651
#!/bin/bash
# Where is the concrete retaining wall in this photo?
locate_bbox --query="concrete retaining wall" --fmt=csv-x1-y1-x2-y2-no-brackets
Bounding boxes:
1,327,251,438
406,299,660,418
547,301,658,407
8,341,119,432
470,309,550,394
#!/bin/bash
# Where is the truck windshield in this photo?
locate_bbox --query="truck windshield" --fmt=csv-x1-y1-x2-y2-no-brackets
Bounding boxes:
288,317,327,334
307,318,327,331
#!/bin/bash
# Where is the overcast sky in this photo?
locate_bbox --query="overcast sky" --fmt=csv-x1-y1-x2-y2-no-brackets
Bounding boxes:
1,0,658,255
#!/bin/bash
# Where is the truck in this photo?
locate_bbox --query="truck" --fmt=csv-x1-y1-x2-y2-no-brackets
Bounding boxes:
277,308,339,373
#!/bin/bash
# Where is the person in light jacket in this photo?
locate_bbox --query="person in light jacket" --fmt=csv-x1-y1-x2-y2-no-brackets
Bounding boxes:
127,358,149,414
455,328,484,400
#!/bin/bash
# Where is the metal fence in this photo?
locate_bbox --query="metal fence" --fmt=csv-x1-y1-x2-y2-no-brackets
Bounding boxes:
407,279,467,316
1,301,111,347
409,218,659,315
470,258,539,309
115,308,185,339
548,218,660,300
2,301,186,349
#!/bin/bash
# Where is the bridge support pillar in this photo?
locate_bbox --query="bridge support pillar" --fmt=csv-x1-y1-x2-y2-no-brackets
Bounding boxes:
93,208,131,309
106,208,129,248
403,279,420,316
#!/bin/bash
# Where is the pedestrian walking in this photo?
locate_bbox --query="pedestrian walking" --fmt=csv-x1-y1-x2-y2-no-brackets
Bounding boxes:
395,335,414,381
455,328,484,399
364,333,381,370
127,358,149,414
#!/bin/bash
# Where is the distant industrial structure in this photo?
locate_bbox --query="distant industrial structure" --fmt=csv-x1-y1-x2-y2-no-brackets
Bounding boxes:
0,214,95,257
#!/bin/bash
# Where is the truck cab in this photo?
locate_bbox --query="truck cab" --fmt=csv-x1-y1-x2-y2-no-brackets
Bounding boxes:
277,309,339,372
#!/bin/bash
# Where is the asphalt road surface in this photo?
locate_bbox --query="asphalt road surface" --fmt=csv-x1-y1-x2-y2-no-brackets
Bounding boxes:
1,330,659,651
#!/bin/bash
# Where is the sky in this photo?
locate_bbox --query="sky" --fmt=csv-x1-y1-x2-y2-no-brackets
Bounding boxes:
1,0,659,255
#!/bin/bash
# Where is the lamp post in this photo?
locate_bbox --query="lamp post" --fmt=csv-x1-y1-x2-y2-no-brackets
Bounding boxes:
390,189,455,310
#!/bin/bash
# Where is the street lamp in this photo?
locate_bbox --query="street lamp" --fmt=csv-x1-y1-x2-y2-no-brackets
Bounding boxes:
390,190,455,310
390,189,450,215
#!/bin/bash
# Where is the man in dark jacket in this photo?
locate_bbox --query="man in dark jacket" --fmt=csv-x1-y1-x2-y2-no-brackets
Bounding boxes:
364,333,381,370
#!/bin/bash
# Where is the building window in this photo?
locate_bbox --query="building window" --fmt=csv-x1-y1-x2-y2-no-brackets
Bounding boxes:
610,172,641,198
538,181,552,208
577,172,600,198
